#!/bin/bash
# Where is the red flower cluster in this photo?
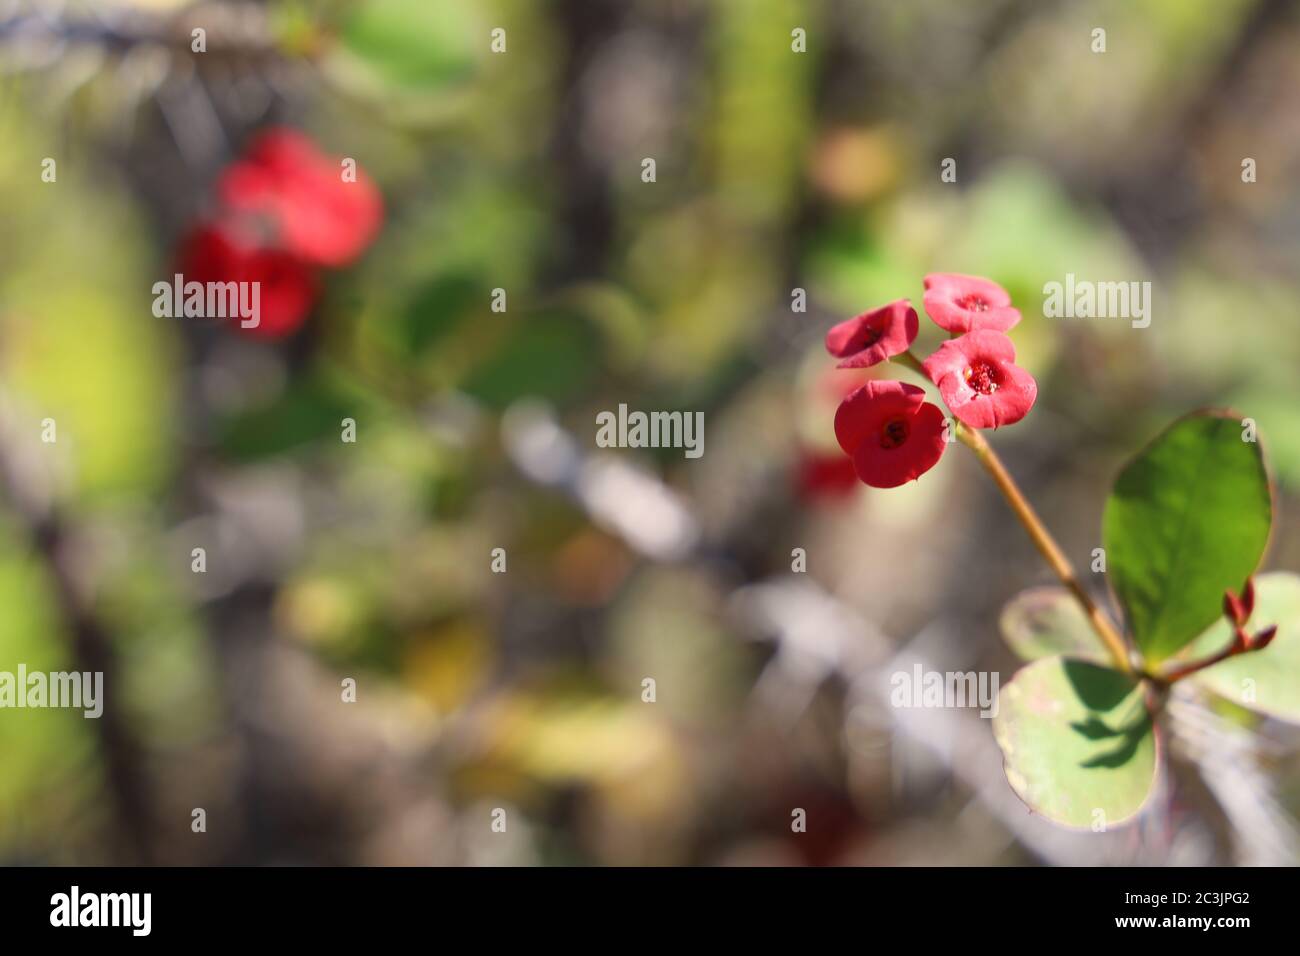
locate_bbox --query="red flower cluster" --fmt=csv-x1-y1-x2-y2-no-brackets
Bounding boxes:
826,274,1037,488
176,128,383,339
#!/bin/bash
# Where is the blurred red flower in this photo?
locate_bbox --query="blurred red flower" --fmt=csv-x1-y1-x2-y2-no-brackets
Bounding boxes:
173,127,383,340
795,450,861,499
218,127,384,268
176,225,319,340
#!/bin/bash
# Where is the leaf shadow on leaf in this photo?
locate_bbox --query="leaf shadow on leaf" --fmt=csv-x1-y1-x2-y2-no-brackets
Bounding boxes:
1062,660,1150,769
1072,717,1148,768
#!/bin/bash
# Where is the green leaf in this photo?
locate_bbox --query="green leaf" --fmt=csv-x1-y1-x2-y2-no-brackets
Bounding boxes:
1000,587,1106,663
1186,571,1300,723
461,313,599,410
397,272,481,355
993,657,1159,829
339,0,480,93
1102,410,1272,664
216,379,355,462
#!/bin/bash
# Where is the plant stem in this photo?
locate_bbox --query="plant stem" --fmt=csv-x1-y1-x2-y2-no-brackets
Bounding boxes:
893,350,927,377
888,348,1132,672
1156,647,1236,684
1157,635,1267,684
952,421,1132,673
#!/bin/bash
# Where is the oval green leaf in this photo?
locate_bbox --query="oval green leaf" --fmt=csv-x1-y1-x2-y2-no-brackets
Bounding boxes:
993,657,1159,829
1000,586,1107,663
1186,571,1300,723
1102,411,1271,664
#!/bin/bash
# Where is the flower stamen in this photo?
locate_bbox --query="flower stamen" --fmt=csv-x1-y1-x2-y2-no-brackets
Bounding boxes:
965,361,1000,395
880,417,910,448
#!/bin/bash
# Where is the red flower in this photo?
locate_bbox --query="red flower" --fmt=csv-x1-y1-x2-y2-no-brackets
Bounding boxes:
795,450,861,500
177,225,319,339
834,381,947,488
218,128,383,268
922,273,1020,334
824,299,918,368
921,330,1037,429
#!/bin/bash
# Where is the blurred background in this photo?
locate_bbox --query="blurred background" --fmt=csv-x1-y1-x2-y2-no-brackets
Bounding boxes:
1,0,1298,866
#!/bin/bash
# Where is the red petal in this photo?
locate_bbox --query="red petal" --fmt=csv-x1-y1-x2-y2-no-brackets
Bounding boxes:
834,380,926,456
825,300,918,369
238,247,319,339
926,331,1035,430
922,273,1020,334
851,401,948,488
175,224,319,340
219,127,384,267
